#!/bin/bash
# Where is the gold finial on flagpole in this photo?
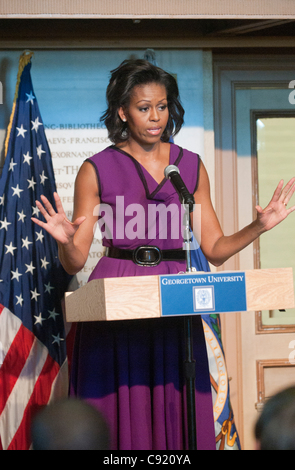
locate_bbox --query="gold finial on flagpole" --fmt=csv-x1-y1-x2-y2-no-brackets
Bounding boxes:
4,51,34,158
14,51,34,101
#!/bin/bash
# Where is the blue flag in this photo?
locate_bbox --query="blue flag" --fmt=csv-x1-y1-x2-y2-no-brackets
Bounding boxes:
190,246,241,450
0,52,71,450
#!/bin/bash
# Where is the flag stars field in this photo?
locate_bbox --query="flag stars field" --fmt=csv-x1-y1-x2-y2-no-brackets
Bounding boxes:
40,171,48,186
37,144,46,159
0,217,11,231
44,282,54,294
18,210,26,222
12,184,24,198
34,312,46,326
16,124,27,138
32,205,40,218
31,116,43,133
25,262,35,275
25,91,35,104
27,176,37,190
36,230,45,243
48,308,59,321
9,159,17,172
41,257,50,270
15,293,24,306
23,152,32,165
11,269,22,282
30,288,40,302
22,236,33,250
5,242,17,256
52,333,64,346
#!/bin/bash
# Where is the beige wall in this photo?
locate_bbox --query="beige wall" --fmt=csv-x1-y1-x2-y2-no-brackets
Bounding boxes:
1,0,295,18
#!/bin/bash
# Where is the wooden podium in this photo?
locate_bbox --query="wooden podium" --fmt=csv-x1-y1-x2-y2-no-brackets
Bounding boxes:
65,268,294,323
65,267,294,451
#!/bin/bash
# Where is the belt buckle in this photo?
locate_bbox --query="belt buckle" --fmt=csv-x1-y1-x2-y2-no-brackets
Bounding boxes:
133,246,162,267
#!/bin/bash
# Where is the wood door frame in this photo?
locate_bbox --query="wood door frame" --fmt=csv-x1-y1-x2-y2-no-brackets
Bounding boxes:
251,109,295,334
213,53,295,448
256,359,295,411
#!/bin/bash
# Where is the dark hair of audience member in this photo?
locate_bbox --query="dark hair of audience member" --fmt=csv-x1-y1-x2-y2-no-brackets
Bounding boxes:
255,387,295,450
31,398,110,450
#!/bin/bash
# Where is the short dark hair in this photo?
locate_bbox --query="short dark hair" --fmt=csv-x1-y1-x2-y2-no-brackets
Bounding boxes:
31,398,110,450
101,59,185,144
255,387,295,450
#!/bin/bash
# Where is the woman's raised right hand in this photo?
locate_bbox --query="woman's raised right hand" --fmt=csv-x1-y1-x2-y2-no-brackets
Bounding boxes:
31,192,86,245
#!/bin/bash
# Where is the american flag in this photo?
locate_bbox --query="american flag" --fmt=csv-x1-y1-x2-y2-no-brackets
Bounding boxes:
0,52,72,450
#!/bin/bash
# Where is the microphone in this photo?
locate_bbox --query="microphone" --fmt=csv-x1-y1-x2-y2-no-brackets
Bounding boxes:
164,165,195,213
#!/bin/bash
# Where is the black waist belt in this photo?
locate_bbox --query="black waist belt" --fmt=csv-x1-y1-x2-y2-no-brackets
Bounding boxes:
105,245,185,267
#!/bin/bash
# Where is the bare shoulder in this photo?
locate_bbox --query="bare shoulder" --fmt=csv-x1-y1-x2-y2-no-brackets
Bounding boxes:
194,159,211,200
75,160,99,196
73,161,100,222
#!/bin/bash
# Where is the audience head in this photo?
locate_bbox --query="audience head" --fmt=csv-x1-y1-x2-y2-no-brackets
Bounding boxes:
31,398,110,450
255,386,295,450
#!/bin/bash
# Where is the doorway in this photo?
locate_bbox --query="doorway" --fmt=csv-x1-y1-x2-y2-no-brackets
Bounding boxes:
213,54,295,449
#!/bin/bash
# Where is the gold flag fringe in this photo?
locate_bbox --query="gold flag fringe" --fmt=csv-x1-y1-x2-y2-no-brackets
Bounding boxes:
4,51,34,159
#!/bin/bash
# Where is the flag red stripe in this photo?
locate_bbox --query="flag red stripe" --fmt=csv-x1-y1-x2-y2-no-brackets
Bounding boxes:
7,355,60,450
0,323,35,415
0,304,5,316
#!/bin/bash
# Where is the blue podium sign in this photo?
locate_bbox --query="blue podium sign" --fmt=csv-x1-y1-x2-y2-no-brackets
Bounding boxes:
159,272,247,317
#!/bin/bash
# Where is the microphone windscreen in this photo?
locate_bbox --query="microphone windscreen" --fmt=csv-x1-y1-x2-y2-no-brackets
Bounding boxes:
164,165,180,179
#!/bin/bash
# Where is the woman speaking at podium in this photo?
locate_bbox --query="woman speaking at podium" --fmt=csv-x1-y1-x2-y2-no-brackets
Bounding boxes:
32,60,295,450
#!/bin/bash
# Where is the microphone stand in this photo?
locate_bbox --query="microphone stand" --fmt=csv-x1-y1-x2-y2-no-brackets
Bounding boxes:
164,166,197,450
182,199,197,451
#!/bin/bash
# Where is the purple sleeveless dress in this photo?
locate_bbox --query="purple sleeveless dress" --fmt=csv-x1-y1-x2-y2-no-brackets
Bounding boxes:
70,144,216,450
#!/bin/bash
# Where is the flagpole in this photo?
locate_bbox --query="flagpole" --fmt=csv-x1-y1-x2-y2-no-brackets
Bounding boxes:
4,51,34,159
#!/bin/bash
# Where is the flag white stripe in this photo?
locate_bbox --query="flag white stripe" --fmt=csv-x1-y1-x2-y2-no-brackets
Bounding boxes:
0,337,48,450
48,358,69,404
0,307,22,364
